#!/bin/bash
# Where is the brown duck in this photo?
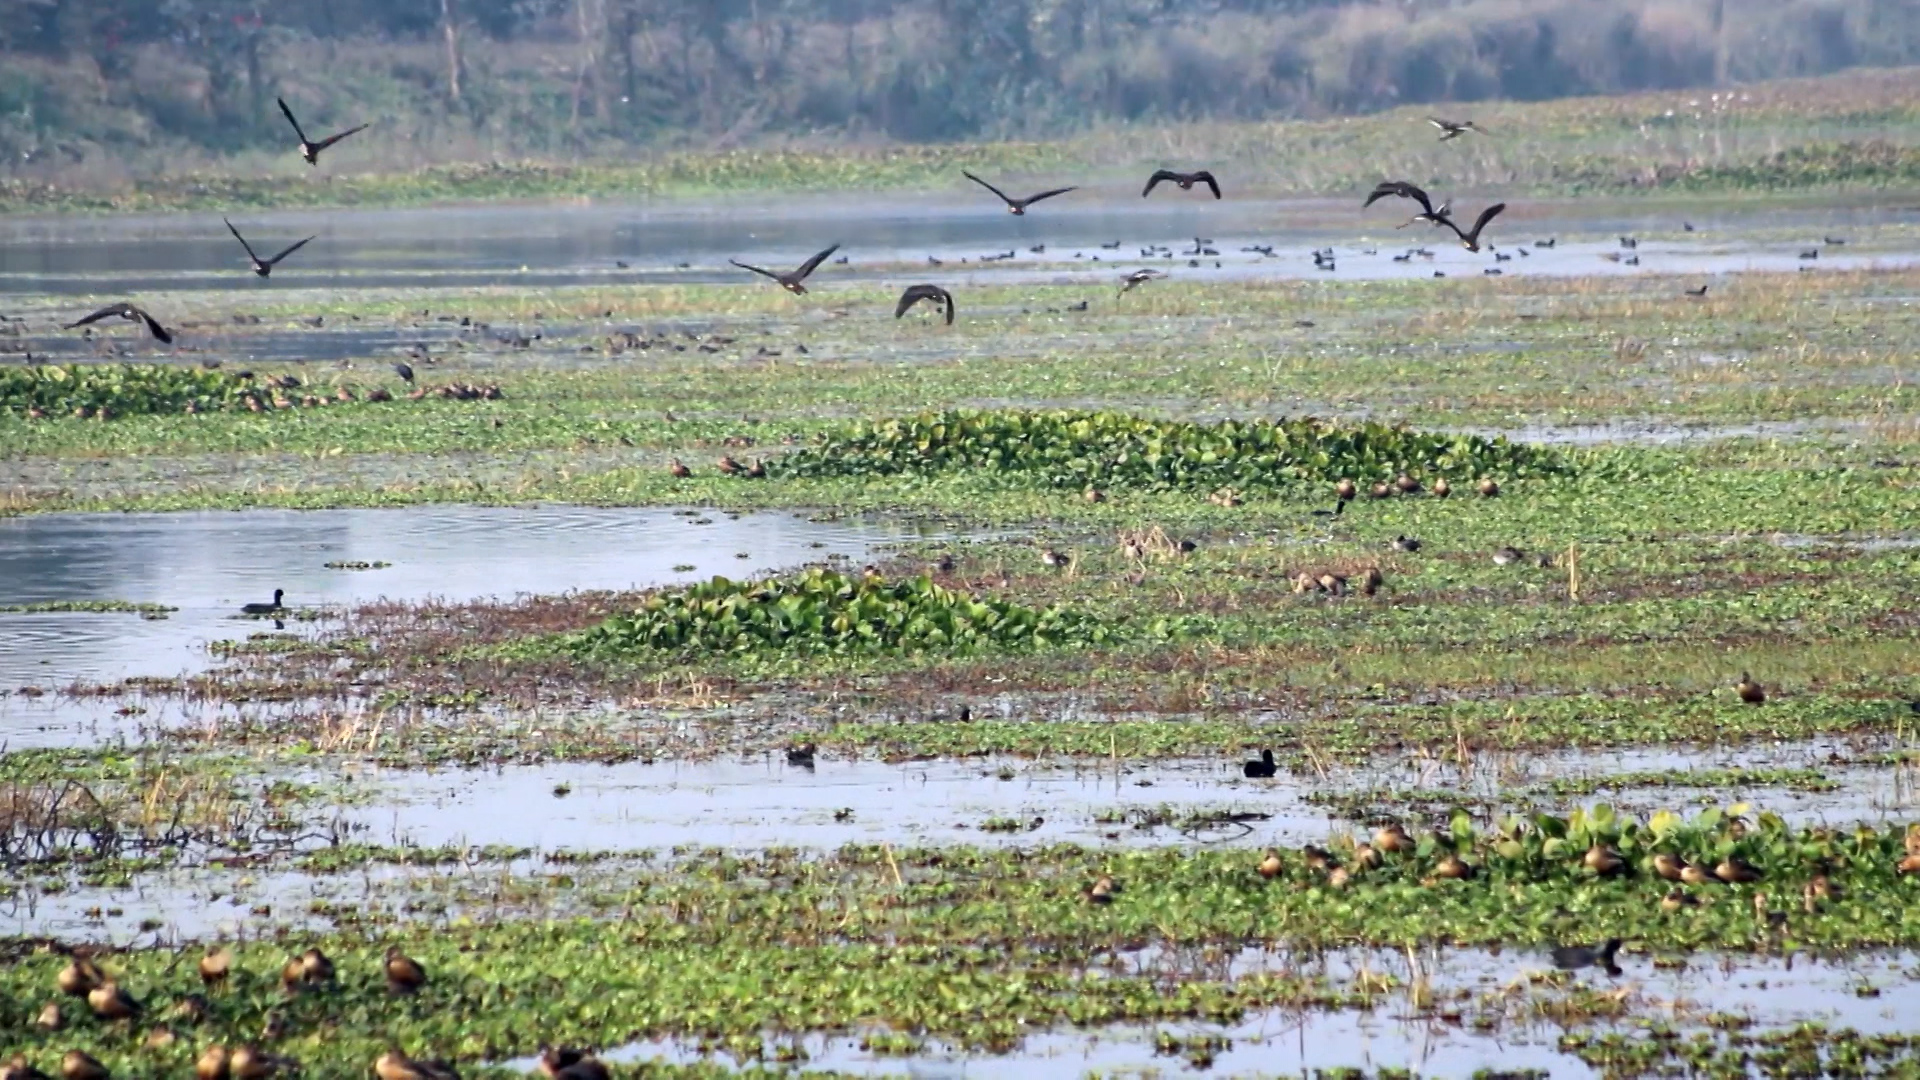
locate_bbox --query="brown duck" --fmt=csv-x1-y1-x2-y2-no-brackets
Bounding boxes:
56,957,104,998
1736,672,1766,704
374,1051,460,1080
385,947,427,994
87,981,140,1021
199,947,231,988
60,1052,109,1080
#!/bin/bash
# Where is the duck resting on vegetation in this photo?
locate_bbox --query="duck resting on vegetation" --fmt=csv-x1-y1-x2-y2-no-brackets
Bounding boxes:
1736,672,1766,704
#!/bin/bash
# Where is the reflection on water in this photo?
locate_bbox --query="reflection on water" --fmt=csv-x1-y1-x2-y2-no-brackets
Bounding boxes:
0,505,944,688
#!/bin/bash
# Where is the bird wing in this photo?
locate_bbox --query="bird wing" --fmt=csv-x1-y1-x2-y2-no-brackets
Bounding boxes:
64,303,134,329
1195,170,1221,199
938,286,955,325
265,235,317,267
1427,117,1453,130
1018,186,1076,208
224,218,262,264
1142,170,1177,197
310,123,370,153
1362,181,1430,215
1464,202,1506,241
136,308,175,344
895,285,936,319
277,97,309,143
729,259,783,282
962,170,1014,205
791,243,841,282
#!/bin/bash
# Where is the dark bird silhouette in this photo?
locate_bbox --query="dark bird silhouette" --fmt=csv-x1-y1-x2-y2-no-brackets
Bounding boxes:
224,219,315,278
730,244,840,294
1143,169,1221,199
1118,268,1165,295
1428,117,1481,140
277,97,368,166
537,1048,610,1080
962,170,1076,215
1550,938,1623,973
1685,285,1710,297
241,589,285,616
393,362,415,384
1438,203,1506,252
895,284,955,325
1736,671,1766,704
64,302,173,344
1242,749,1277,778
1364,181,1451,230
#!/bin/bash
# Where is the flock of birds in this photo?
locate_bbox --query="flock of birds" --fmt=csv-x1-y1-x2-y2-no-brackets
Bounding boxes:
48,110,1529,354
2,947,611,1080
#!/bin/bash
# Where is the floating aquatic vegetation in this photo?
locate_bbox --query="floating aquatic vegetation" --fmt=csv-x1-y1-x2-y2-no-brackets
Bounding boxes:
770,409,1567,492
558,568,1141,661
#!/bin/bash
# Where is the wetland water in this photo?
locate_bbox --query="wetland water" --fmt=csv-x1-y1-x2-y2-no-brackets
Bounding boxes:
0,194,1914,297
0,505,945,691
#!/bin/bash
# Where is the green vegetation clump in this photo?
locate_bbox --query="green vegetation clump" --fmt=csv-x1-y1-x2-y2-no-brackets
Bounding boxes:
772,409,1566,492
0,364,255,419
561,568,1122,661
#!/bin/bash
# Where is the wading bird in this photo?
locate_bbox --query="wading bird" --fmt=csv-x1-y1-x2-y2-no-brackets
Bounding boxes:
895,284,955,325
1428,117,1482,141
962,170,1076,215
729,245,840,295
63,302,173,344
1142,169,1221,199
224,219,316,279
277,97,369,166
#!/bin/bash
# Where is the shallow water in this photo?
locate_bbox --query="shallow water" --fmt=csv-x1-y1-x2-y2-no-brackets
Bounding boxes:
0,195,1912,297
0,505,946,689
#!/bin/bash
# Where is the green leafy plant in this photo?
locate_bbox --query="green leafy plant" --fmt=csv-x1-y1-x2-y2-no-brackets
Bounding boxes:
769,409,1567,492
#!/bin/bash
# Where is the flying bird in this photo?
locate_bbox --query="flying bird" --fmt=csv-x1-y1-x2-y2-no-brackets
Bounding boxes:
1118,268,1166,295
277,97,368,166
1439,202,1506,252
1364,181,1451,229
1428,117,1482,141
962,170,1076,215
1142,169,1221,199
729,244,840,295
63,302,174,344
225,219,316,278
895,284,955,325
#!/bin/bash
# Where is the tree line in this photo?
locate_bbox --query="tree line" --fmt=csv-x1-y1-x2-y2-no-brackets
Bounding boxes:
1,0,1915,168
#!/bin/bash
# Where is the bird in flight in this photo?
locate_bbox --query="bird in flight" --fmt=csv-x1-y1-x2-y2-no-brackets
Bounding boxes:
63,302,173,344
1428,117,1482,141
962,171,1076,215
277,97,369,166
730,244,841,294
1142,169,1221,199
225,219,316,278
1364,181,1505,252
1364,180,1451,229
895,284,955,325
1118,268,1166,295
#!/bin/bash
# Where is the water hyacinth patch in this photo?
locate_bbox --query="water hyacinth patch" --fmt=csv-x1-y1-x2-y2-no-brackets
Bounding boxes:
770,408,1568,493
559,568,1130,661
